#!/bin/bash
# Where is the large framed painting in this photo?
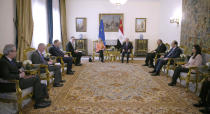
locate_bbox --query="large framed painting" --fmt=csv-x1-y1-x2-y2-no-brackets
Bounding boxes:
99,13,123,32
76,18,87,32
135,18,146,32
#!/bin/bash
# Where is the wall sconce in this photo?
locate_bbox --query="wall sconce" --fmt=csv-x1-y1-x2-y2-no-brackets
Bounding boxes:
170,18,179,24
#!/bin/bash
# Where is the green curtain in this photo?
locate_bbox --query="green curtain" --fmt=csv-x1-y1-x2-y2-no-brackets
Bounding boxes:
60,0,68,51
16,0,34,61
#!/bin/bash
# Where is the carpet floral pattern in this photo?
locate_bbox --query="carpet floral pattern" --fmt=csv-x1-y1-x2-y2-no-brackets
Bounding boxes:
23,62,201,114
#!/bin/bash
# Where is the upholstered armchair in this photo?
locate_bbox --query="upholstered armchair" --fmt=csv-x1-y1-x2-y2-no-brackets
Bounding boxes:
0,79,33,114
0,52,34,114
0,53,2,58
178,51,210,92
24,48,54,89
154,43,170,64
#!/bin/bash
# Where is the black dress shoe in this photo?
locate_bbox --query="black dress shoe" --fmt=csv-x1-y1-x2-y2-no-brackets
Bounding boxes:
193,101,206,107
168,82,176,86
34,101,51,109
75,63,82,66
53,83,63,87
151,72,160,76
142,64,148,66
149,70,156,73
67,71,74,75
60,80,66,83
199,107,210,113
43,98,51,104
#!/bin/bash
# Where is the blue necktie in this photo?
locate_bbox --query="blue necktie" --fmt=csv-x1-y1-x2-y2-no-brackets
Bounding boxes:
40,53,45,62
167,48,174,57
10,60,16,66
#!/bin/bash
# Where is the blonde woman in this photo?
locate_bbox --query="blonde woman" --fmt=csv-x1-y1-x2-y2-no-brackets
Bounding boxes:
96,38,105,62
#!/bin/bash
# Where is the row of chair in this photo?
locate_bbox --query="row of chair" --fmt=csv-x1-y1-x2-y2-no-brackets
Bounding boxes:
0,44,74,114
154,45,210,93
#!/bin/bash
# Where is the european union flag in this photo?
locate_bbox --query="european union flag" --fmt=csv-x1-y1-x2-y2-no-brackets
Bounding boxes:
99,19,106,45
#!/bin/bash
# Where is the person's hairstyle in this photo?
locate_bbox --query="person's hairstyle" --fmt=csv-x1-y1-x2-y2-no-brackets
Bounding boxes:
3,44,16,56
54,40,59,44
71,36,75,39
38,43,45,48
192,44,202,59
173,40,178,46
158,39,163,43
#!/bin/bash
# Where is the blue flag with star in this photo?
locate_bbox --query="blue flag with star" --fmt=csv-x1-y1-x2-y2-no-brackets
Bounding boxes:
99,19,106,45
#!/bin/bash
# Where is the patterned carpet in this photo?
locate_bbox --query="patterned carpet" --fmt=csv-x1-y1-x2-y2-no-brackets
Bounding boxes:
23,61,201,114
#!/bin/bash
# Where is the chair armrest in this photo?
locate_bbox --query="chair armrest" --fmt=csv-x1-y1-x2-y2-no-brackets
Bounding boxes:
157,53,165,56
65,52,72,57
3,80,21,93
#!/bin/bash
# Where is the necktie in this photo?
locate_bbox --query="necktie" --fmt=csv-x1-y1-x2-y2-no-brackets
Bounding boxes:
40,53,45,62
10,60,16,66
167,48,174,57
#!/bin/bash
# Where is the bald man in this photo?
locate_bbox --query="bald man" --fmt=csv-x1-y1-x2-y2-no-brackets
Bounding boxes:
143,39,166,68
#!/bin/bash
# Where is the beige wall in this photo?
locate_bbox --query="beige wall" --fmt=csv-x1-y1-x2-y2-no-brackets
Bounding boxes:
66,0,161,55
66,0,182,55
159,0,182,45
0,0,182,54
0,0,16,53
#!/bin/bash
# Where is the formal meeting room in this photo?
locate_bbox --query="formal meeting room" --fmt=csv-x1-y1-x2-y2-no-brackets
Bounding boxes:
0,0,210,113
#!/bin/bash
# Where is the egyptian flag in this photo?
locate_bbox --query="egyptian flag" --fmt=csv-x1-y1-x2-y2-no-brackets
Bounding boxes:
118,19,125,44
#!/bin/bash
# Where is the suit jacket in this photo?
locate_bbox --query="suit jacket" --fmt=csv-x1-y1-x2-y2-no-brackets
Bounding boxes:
116,39,122,50
164,47,182,58
155,43,167,53
31,50,48,65
49,45,64,57
66,41,75,55
122,42,133,52
0,56,21,92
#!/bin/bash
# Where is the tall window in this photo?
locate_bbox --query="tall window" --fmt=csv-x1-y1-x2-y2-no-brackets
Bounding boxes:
31,0,49,49
52,0,61,42
31,0,61,49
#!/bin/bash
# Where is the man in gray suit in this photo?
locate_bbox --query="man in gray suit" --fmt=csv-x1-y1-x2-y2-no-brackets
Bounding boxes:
31,43,65,87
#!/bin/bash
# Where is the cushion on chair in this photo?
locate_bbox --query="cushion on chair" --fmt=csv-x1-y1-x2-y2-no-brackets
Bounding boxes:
40,72,54,85
202,53,210,65
180,72,196,80
27,51,35,60
0,86,33,113
40,72,54,77
0,87,33,100
167,70,174,77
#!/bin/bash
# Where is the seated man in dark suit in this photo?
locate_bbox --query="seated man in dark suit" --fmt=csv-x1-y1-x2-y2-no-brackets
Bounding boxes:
194,80,210,113
149,40,182,76
121,38,133,63
143,39,166,68
0,44,51,109
66,36,82,66
31,43,65,87
49,40,74,75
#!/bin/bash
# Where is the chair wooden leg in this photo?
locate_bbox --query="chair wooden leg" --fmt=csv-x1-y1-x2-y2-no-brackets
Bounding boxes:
195,74,198,93
186,75,190,91
16,87,23,114
92,56,95,62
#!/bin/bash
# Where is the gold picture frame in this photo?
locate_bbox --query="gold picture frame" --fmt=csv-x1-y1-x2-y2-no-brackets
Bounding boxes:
135,18,146,32
99,13,124,32
76,17,87,32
